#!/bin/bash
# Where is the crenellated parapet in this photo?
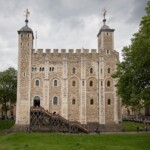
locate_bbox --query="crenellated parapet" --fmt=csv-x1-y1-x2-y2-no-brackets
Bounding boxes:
32,49,98,54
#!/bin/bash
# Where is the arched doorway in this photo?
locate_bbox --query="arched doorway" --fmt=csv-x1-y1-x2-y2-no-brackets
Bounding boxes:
34,96,40,107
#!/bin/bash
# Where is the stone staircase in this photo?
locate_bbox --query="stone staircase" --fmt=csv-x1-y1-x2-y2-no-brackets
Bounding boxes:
30,107,89,133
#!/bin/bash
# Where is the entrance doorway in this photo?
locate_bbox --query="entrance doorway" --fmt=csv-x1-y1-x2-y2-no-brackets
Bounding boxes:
34,96,40,107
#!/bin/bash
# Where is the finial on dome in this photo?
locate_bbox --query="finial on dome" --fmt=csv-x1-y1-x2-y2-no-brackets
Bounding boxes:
103,8,107,25
24,9,30,25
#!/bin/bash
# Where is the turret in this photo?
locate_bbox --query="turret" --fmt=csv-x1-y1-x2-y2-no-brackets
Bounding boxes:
97,10,115,52
16,9,34,128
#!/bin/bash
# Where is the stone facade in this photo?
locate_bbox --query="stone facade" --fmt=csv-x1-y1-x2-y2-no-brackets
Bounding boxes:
15,16,121,128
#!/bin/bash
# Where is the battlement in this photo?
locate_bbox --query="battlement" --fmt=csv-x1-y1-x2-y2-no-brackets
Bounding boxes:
32,49,98,54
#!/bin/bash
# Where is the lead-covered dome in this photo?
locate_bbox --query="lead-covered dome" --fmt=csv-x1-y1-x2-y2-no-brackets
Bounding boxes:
19,25,33,32
100,24,110,30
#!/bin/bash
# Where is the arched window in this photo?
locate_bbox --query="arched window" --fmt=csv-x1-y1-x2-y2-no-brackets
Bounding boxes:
107,81,110,87
90,99,94,105
52,67,54,71
39,67,42,71
35,80,40,86
108,68,111,73
73,68,76,74
90,81,93,87
72,81,76,86
90,68,93,74
72,99,75,105
42,67,44,71
53,96,58,105
108,99,111,105
49,67,51,71
54,80,57,86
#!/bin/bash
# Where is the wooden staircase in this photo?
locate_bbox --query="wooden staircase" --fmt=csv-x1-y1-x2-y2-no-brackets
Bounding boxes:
30,107,89,133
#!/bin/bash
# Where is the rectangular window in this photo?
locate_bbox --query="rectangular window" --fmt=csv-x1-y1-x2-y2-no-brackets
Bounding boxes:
82,81,84,86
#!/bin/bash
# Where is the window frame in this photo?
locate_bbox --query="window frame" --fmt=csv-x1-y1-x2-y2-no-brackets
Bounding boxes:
72,81,76,86
90,68,93,74
90,81,93,87
54,80,58,87
108,68,111,73
90,99,94,105
107,81,110,87
53,96,58,105
73,68,76,74
72,99,76,105
35,80,40,87
108,99,111,105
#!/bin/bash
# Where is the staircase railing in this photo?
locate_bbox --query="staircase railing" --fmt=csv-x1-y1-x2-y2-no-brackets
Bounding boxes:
30,107,89,133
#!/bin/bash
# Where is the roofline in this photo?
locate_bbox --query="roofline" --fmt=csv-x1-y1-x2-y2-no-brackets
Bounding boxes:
97,29,115,37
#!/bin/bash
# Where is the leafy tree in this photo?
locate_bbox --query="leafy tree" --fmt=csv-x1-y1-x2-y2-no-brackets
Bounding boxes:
0,67,17,119
113,1,150,114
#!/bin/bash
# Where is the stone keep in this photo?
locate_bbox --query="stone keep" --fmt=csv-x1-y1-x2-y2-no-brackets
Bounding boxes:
15,15,121,129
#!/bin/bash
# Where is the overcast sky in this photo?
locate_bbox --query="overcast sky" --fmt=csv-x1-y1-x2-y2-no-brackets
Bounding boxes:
0,0,147,71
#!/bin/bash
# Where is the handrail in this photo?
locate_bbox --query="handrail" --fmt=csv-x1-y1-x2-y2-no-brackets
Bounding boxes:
31,107,89,133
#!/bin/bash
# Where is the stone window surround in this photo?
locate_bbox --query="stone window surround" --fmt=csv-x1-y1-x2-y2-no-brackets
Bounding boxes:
90,99,94,105
72,68,76,74
35,79,40,87
54,79,58,87
53,96,59,105
107,80,111,87
72,98,75,105
72,81,76,86
89,81,93,87
90,68,93,74
108,99,111,105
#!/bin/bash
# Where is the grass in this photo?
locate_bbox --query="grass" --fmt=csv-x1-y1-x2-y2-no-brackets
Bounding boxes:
122,121,150,132
0,120,150,150
0,133,150,150
0,120,15,131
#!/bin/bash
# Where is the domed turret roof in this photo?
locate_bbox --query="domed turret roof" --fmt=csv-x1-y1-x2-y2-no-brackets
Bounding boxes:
100,24,110,30
19,25,33,32
18,19,33,35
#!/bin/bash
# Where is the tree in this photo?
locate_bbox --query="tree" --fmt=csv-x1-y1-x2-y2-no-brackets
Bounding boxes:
0,67,17,119
113,1,150,113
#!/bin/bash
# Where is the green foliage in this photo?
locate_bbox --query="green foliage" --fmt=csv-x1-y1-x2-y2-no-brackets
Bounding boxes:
0,120,15,131
0,67,17,118
0,133,150,150
113,1,150,110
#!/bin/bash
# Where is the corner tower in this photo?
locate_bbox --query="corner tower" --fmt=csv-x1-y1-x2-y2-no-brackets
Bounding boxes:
16,9,34,128
97,10,115,51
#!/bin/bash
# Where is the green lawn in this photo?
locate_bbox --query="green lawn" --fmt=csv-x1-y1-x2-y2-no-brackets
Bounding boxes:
0,120,150,150
122,121,150,132
0,120,15,131
0,133,150,150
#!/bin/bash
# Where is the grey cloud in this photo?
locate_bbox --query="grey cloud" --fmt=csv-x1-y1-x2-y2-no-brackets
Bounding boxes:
0,0,148,70
126,0,147,24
